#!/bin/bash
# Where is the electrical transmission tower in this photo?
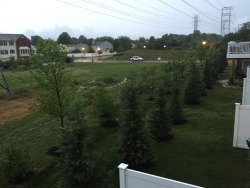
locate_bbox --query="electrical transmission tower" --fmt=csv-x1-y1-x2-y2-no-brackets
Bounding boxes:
193,15,199,32
220,7,233,37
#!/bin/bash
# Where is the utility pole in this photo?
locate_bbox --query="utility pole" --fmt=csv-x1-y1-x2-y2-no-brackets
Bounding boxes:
220,7,233,38
193,15,199,32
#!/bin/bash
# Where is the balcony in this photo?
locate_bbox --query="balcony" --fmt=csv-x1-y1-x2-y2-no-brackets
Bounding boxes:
227,41,250,59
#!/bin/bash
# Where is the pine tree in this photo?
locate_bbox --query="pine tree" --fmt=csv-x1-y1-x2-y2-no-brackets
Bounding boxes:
184,63,202,105
59,113,98,188
150,85,173,141
170,82,187,125
203,61,214,89
119,73,152,168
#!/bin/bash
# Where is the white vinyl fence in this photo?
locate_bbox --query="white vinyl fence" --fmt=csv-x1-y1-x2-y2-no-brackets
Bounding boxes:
118,163,204,188
242,67,250,105
67,52,114,58
233,103,250,149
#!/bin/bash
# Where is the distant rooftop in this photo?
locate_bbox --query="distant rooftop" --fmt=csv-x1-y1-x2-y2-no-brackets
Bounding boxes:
0,34,23,41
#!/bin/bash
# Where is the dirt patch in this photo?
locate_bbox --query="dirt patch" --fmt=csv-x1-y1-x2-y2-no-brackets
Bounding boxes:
0,98,34,126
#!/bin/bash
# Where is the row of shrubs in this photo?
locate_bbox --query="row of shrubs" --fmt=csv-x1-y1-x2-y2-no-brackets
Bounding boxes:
0,58,32,70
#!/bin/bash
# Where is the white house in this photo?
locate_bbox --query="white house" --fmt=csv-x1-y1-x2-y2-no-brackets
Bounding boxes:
0,34,33,61
63,43,89,53
92,41,113,53
226,41,250,75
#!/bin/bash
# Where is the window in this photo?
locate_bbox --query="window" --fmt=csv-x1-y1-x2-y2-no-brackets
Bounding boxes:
0,41,7,46
20,49,30,54
9,41,14,46
10,50,15,54
0,50,8,54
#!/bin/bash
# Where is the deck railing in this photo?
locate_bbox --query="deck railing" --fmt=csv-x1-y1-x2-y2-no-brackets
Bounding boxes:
227,41,250,54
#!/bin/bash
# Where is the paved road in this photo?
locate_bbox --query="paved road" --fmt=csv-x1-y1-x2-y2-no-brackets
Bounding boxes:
74,58,168,63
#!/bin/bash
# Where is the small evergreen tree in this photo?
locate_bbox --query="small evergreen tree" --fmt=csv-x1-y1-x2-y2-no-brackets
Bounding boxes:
170,80,187,125
119,73,152,168
150,85,173,141
59,115,98,188
3,138,32,184
184,63,202,104
92,87,118,127
203,61,214,89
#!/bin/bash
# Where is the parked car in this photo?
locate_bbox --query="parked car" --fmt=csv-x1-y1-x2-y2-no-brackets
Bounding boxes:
130,56,143,61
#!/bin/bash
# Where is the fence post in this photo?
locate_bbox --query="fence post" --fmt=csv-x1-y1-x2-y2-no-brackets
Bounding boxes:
118,163,128,188
233,103,241,147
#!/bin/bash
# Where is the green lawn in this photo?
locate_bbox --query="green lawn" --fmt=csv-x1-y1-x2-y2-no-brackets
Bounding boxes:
0,62,248,188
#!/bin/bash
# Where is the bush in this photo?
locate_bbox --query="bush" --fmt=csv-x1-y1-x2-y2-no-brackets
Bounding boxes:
59,119,99,188
2,139,33,184
92,87,118,127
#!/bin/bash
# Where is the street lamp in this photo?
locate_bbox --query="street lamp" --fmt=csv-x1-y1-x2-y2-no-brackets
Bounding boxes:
82,47,85,55
201,41,207,66
97,47,101,61
143,45,146,49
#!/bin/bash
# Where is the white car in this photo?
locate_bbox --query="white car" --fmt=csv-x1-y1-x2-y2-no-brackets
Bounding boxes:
130,56,143,62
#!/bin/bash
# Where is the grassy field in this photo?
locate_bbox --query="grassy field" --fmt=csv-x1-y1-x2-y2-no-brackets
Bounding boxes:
0,61,249,188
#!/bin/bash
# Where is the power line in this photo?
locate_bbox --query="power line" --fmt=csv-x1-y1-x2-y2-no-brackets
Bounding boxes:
215,0,224,7
82,0,191,26
113,0,183,21
180,0,220,21
158,0,193,18
57,0,192,29
204,0,220,12
134,0,180,17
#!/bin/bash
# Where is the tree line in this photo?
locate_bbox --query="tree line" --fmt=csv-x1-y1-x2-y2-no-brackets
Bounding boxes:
31,30,221,52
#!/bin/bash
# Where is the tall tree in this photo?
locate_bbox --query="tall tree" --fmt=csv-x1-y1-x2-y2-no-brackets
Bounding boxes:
79,35,88,44
114,36,132,51
70,37,78,44
170,72,187,125
95,36,114,44
119,73,152,168
59,113,98,188
184,62,202,105
57,32,71,44
30,40,73,127
31,35,43,46
149,84,173,141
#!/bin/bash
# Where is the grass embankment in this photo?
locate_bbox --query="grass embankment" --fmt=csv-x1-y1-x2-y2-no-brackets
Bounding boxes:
0,62,248,188
108,49,194,61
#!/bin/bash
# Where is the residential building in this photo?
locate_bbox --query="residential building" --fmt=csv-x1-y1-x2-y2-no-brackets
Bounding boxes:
64,43,89,53
226,41,250,74
0,34,32,61
92,41,113,52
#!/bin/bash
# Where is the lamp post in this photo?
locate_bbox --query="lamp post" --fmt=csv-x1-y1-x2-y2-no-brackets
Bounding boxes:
97,47,101,61
81,47,85,62
201,41,207,66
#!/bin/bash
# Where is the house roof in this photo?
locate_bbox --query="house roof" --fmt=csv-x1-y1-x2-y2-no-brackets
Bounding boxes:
0,34,23,41
19,46,30,50
64,44,88,48
93,41,111,46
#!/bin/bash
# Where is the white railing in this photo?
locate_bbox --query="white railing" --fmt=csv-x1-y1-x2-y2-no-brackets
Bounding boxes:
118,163,204,188
227,41,250,54
67,52,115,58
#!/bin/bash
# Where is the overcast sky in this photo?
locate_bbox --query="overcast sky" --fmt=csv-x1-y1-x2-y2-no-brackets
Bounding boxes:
1,0,250,40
